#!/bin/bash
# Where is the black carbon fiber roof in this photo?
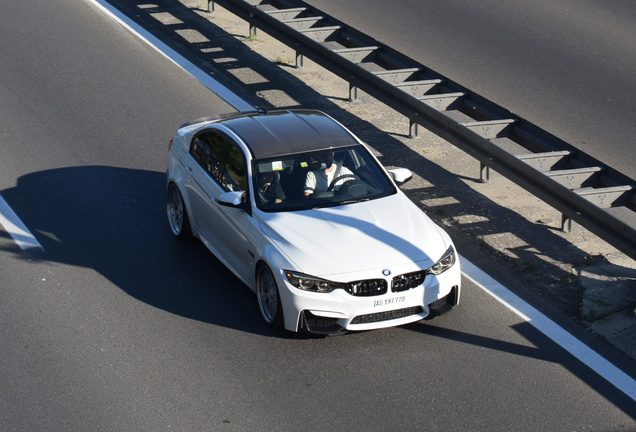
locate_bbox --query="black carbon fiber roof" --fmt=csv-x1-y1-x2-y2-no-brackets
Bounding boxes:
218,110,359,159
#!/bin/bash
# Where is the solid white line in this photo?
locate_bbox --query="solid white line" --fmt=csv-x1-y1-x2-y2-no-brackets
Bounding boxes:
86,0,255,113
87,0,636,404
0,194,43,251
460,255,636,402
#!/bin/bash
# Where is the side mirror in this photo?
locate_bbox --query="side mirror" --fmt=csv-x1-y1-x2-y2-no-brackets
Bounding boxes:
217,191,249,210
387,168,413,185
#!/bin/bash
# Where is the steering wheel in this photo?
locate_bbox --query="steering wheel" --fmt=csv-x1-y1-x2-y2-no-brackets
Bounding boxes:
327,174,359,191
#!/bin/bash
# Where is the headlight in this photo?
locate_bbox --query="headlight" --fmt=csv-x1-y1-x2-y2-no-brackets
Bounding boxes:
426,246,456,275
284,271,344,293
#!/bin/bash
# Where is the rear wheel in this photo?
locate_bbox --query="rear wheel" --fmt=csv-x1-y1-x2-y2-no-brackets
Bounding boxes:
167,183,191,240
256,265,283,329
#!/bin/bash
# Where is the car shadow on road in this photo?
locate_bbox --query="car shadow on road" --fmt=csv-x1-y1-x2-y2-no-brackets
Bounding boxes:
0,165,313,339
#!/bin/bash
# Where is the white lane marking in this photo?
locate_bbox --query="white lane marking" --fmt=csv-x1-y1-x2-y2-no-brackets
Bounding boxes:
86,0,255,113
461,255,636,402
87,0,636,403
0,194,43,251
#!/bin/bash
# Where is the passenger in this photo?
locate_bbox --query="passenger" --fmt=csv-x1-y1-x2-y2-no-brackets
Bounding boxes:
258,171,285,204
304,152,354,196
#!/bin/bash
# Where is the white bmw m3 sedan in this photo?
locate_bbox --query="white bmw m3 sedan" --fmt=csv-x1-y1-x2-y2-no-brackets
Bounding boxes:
166,109,461,334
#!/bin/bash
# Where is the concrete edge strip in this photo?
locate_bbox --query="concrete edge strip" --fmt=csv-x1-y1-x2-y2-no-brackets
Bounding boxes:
0,194,43,251
460,255,636,401
86,0,636,403
85,0,255,113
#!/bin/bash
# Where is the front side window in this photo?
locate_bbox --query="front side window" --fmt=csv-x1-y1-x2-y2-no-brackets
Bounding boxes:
253,144,396,212
222,146,248,192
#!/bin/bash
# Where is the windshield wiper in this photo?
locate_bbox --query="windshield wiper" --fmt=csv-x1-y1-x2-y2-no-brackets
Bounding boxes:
328,198,370,207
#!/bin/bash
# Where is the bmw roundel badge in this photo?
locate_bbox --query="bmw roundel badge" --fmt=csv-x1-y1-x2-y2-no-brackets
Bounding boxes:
382,269,391,276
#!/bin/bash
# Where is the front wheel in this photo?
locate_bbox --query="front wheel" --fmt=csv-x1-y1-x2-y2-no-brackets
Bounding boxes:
256,265,283,329
167,183,191,240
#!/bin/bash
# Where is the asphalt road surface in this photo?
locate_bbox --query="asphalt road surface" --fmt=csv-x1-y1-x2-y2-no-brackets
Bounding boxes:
304,0,636,180
1,0,635,430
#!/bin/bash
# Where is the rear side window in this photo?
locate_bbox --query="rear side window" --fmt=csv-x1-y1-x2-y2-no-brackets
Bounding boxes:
191,139,204,160
191,131,233,179
190,130,248,192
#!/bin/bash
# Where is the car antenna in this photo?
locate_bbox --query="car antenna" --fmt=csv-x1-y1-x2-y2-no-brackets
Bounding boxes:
257,107,268,115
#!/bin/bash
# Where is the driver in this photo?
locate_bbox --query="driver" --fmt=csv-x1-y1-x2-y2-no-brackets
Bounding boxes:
258,171,285,204
304,152,354,196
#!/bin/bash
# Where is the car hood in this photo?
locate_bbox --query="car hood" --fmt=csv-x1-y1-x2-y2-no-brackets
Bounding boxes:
258,194,448,278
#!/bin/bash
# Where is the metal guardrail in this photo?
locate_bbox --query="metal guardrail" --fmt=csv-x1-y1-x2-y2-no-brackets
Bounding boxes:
210,0,636,261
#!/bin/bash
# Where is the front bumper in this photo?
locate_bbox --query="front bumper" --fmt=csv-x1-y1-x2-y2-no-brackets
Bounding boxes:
279,259,462,334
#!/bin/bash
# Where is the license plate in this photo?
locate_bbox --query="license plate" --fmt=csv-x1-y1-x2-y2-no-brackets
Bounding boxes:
373,296,406,307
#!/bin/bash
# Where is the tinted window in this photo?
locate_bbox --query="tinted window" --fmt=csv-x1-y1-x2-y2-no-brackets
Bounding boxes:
191,138,204,160
221,146,248,192
191,131,233,180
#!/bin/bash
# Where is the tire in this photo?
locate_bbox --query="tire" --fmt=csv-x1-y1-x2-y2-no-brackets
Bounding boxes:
256,264,284,329
166,183,191,240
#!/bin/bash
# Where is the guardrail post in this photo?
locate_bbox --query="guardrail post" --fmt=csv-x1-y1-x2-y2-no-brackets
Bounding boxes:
296,52,304,68
409,120,419,138
249,23,257,38
208,1,214,12
562,214,573,233
349,83,358,101
480,163,491,183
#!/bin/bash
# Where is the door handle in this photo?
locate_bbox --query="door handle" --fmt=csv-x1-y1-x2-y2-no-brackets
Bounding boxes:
185,166,194,175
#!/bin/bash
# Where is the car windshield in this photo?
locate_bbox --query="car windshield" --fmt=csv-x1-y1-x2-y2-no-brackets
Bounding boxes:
253,144,396,212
